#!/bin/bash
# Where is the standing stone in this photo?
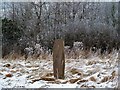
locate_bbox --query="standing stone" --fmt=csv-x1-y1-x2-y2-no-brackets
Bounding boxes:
118,50,120,89
53,39,65,79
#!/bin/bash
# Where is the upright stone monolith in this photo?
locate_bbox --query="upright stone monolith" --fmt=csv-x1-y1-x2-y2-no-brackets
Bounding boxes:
53,39,65,79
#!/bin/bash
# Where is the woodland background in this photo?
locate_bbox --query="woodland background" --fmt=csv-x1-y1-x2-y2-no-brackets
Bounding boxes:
1,2,120,58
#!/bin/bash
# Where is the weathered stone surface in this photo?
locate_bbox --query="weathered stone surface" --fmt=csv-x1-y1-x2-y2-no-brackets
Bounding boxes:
53,39,65,79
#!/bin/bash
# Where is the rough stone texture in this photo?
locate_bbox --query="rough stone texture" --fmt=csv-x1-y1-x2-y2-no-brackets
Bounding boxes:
53,39,65,79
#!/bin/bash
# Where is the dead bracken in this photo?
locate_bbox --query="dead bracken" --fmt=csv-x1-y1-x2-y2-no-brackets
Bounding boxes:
69,78,81,83
5,73,13,77
89,76,96,82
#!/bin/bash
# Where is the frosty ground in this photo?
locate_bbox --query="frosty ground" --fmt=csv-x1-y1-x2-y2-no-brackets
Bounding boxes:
0,52,119,89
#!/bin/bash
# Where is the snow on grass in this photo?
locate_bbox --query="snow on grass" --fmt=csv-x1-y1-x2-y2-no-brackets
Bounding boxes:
0,53,118,89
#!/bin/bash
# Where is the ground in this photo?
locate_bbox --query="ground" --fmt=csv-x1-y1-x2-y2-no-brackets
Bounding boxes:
0,52,119,89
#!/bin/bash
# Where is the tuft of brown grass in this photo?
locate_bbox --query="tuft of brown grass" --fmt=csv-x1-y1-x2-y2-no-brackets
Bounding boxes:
77,79,88,84
109,70,116,80
89,76,96,82
81,84,96,88
10,53,21,60
69,78,81,83
40,77,55,81
80,50,91,59
70,68,83,77
42,72,54,77
101,76,110,83
6,73,13,77
87,61,96,65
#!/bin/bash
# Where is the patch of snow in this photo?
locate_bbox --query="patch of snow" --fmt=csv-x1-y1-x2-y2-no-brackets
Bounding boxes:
0,53,118,89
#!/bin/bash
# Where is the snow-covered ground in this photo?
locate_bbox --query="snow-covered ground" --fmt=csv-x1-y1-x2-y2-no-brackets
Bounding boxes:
0,53,119,89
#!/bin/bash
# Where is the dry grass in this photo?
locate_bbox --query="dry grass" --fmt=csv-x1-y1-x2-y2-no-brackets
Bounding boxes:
2,48,119,61
0,49,118,88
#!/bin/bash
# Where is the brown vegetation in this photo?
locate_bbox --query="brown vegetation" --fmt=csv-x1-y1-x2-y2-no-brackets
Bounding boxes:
6,73,13,77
